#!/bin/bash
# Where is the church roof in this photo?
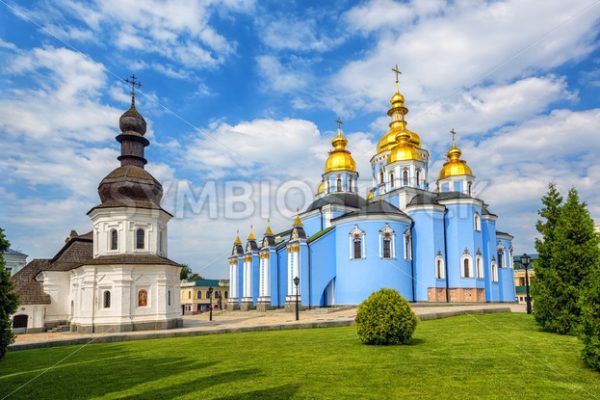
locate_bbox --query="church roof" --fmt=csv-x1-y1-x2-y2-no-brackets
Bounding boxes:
4,248,27,257
11,259,51,305
407,193,441,207
84,254,181,267
332,200,410,222
305,192,366,213
436,191,472,201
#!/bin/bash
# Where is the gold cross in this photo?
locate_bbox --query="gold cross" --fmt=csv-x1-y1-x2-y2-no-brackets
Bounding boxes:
336,116,343,130
450,128,457,146
392,64,401,84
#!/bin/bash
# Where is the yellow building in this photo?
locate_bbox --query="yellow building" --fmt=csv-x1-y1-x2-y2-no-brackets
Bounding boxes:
180,279,229,314
513,255,537,304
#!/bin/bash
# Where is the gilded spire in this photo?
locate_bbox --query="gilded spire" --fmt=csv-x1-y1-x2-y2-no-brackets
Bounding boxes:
247,225,256,241
265,219,273,235
293,211,303,227
438,128,473,179
234,230,242,245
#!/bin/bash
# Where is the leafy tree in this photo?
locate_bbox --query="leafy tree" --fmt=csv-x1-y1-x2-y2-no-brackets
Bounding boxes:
532,183,563,329
355,289,417,345
0,228,19,360
179,265,202,281
534,187,599,335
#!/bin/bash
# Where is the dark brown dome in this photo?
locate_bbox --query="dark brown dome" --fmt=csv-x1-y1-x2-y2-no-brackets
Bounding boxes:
119,106,147,134
97,165,162,210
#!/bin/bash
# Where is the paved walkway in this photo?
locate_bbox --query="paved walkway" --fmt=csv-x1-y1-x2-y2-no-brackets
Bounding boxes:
10,303,522,351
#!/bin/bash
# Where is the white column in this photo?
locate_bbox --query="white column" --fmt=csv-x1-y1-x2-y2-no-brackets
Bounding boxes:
259,257,264,297
264,257,270,297
287,250,293,297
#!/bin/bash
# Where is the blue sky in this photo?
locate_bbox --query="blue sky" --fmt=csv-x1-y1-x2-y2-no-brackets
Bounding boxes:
1,0,600,278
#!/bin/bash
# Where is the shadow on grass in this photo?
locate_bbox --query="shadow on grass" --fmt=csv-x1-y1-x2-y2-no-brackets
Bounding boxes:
215,384,301,400
121,368,262,399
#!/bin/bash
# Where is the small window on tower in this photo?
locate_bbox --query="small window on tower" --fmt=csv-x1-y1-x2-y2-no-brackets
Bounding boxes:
110,229,118,250
390,173,395,187
136,228,145,249
336,176,342,192
416,170,421,186
379,170,384,184
403,169,409,186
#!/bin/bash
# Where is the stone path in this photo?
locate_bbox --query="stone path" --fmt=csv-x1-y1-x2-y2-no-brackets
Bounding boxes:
10,303,522,351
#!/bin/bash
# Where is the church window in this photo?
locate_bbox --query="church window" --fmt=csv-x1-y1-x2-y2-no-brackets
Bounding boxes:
136,228,145,249
474,213,481,232
467,182,473,196
390,172,395,187
461,251,473,278
379,170,384,184
353,235,362,259
138,289,148,307
379,224,395,259
492,262,499,282
403,231,412,260
402,169,409,186
168,290,171,306
498,249,504,268
103,291,111,308
416,170,421,187
349,225,365,260
159,230,163,254
435,257,445,280
349,176,353,192
476,253,484,278
197,291,202,299
336,176,342,192
383,235,391,258
110,229,118,250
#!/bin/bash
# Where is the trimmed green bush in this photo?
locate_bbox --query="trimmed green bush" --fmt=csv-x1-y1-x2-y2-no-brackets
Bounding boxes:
355,288,417,345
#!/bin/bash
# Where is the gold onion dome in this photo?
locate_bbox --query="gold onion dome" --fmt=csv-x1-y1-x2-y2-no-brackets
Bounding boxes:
376,87,421,153
324,125,356,173
317,181,324,194
438,130,473,179
388,131,421,163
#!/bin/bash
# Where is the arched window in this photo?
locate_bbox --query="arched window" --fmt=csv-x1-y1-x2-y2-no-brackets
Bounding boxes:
349,176,353,192
497,248,504,268
110,229,118,250
167,290,171,306
467,182,473,196
461,251,473,278
379,170,384,184
138,289,148,307
336,176,342,192
435,254,445,280
416,170,421,186
159,231,163,254
103,290,111,308
402,169,409,186
474,213,481,232
491,261,499,282
404,231,412,260
382,234,392,258
349,225,365,260
136,228,145,249
476,252,484,278
390,172,395,187
379,224,395,259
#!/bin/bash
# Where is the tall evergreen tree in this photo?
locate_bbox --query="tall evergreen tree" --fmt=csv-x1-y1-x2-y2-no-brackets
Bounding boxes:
532,183,563,329
581,263,600,371
535,188,599,334
0,227,19,360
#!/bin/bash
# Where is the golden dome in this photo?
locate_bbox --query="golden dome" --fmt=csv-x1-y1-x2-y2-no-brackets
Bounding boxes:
293,214,303,227
388,132,421,163
390,90,405,107
317,181,324,194
376,124,421,153
438,130,473,179
265,221,273,235
325,128,357,173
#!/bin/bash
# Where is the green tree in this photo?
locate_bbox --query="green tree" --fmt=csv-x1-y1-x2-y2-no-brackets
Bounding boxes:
534,188,599,335
532,183,563,330
180,264,192,281
0,228,19,360
581,264,600,371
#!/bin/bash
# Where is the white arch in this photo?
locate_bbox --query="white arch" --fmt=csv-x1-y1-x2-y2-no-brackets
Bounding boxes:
460,251,474,278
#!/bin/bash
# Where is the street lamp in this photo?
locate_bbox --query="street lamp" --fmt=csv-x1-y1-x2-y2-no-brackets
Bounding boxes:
207,286,214,321
520,253,532,314
293,276,300,321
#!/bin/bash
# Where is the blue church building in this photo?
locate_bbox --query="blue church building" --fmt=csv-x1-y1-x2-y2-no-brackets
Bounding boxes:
227,76,515,310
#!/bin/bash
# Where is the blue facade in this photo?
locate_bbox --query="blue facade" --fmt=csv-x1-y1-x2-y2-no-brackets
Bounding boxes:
227,82,516,308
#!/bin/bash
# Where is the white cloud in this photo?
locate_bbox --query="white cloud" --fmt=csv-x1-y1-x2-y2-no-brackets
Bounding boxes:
256,55,310,93
261,17,344,52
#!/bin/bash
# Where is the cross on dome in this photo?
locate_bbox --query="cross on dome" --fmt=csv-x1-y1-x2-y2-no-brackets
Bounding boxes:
450,128,457,147
124,74,142,106
392,64,401,86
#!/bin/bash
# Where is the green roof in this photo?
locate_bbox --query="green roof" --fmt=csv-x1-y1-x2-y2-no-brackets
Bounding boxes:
307,227,335,243
193,279,222,287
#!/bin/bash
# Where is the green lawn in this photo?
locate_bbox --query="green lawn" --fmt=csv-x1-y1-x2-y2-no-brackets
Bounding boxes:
0,313,598,399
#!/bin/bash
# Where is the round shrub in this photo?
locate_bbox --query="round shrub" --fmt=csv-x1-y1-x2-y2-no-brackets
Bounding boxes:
355,288,417,345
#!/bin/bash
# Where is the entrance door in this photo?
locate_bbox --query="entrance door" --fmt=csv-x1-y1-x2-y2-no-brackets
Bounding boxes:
13,314,28,333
